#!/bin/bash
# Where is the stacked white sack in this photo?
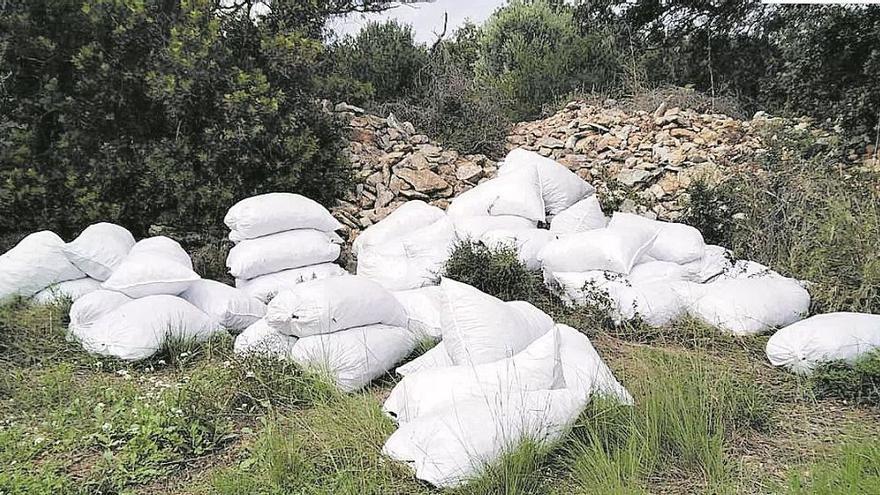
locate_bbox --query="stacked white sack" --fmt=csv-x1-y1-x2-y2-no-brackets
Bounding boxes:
236,275,418,392
68,235,234,360
1,231,85,302
355,201,455,290
225,193,346,302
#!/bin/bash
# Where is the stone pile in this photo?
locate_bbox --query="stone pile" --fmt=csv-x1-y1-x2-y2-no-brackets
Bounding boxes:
329,99,865,236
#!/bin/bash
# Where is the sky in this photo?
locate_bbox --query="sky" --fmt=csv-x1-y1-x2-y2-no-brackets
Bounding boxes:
328,1,505,43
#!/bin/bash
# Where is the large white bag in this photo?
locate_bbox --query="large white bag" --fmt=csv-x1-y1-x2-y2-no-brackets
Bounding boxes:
538,226,656,275
384,327,562,423
549,195,606,234
352,201,445,256
396,343,454,376
628,260,695,285
0,231,84,301
233,318,298,359
694,245,734,283
439,278,548,365
452,215,537,241
224,193,342,239
68,289,133,338
394,300,554,377
500,148,595,215
383,388,586,488
33,277,102,305
235,263,348,303
766,313,880,375
356,217,455,291
447,166,545,222
690,277,811,335
551,271,688,327
62,223,135,280
479,228,557,270
102,253,200,298
128,236,193,270
180,279,266,331
265,275,407,337
291,324,417,392
556,324,632,404
77,295,219,361
393,286,444,339
608,213,705,264
225,229,340,279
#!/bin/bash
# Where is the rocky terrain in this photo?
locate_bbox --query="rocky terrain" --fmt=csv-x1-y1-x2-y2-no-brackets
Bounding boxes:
328,99,870,237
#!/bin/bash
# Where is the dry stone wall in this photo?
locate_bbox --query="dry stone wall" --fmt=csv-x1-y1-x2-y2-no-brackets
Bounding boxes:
328,99,863,238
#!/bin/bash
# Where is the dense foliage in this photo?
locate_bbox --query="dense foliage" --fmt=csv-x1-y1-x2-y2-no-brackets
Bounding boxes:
0,0,374,245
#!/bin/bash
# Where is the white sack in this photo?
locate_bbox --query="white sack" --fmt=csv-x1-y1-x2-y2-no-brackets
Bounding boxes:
353,200,445,256
77,295,219,361
550,271,687,327
766,312,880,375
265,275,407,337
180,279,266,331
226,229,340,279
393,286,444,339
549,195,606,234
224,193,341,239
33,277,102,305
690,277,811,335
101,253,200,298
0,231,84,301
235,263,348,303
695,245,734,282
62,223,135,280
68,290,134,341
384,327,563,423
446,166,545,222
715,259,785,282
356,217,455,291
291,324,417,392
629,260,694,285
501,148,595,215
453,216,538,241
556,324,632,404
396,343,454,376
233,318,298,359
440,278,548,365
128,236,193,269
383,389,586,488
608,213,705,264
394,300,553,377
538,226,656,275
479,228,557,271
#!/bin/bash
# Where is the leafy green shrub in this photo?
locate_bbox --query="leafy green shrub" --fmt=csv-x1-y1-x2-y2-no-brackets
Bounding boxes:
812,350,880,406
0,1,351,244
442,240,546,302
476,0,623,120
329,20,428,102
681,177,735,246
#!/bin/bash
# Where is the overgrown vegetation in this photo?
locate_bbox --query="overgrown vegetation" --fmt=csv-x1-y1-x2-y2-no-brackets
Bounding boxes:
683,124,880,314
812,350,880,406
442,240,547,302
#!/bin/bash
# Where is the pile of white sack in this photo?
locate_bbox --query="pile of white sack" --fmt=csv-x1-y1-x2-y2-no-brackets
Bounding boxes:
233,275,419,392
225,193,348,302
381,278,631,488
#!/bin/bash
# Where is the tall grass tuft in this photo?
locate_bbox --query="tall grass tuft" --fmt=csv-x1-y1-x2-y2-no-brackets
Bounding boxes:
563,349,771,493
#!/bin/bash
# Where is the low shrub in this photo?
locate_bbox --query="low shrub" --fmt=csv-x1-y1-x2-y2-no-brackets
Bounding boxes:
812,350,880,406
442,240,547,302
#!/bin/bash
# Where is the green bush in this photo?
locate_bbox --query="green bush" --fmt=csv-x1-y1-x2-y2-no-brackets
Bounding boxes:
442,240,546,302
812,350,880,406
329,20,428,102
692,124,880,314
0,0,351,245
476,0,622,120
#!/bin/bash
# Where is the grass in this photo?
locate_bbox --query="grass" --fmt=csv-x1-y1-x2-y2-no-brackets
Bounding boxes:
2,286,880,494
